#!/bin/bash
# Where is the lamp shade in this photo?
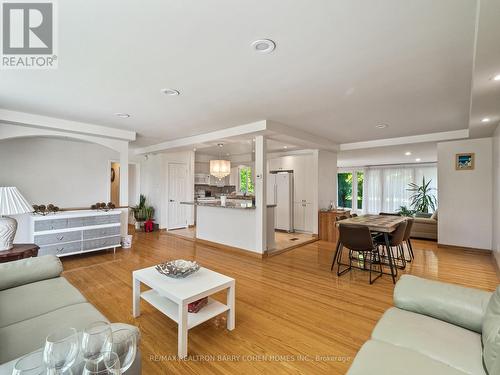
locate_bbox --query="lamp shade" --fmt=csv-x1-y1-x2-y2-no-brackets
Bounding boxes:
0,187,33,215
210,159,231,179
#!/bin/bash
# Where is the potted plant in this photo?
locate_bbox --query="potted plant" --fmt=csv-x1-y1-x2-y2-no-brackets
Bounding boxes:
398,206,416,217
133,195,155,230
407,177,437,217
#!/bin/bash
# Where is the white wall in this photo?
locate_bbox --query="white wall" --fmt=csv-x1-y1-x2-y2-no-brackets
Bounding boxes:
437,138,493,250
493,125,500,267
0,137,119,207
317,150,338,210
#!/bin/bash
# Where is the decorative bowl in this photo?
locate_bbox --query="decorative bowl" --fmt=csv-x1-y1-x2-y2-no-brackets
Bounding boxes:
155,260,200,278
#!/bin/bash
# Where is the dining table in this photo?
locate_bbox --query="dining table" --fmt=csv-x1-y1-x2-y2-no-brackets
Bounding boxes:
332,214,407,284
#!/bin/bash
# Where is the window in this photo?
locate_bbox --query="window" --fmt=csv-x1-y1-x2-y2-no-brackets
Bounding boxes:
239,167,254,194
337,170,364,211
363,165,437,214
337,172,353,208
357,172,364,209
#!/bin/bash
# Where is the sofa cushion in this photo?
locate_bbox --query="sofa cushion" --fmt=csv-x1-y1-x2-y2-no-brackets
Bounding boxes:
0,255,62,291
347,340,467,375
394,275,491,334
0,277,87,328
372,307,485,374
0,302,107,364
482,285,500,375
430,209,438,220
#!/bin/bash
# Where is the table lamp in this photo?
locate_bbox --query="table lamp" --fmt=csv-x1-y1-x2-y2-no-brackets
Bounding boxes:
0,187,34,251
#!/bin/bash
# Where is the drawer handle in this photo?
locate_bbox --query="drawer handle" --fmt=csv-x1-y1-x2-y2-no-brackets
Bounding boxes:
57,235,64,241
56,247,64,253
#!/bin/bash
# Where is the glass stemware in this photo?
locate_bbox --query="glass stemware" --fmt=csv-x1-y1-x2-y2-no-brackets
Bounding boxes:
81,322,113,361
12,349,46,375
43,327,79,374
104,329,137,372
82,352,121,375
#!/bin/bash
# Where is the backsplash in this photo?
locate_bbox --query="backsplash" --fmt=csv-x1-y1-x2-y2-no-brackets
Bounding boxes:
195,184,236,197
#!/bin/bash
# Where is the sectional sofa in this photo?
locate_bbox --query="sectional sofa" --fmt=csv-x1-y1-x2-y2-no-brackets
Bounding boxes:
0,255,141,374
348,275,500,374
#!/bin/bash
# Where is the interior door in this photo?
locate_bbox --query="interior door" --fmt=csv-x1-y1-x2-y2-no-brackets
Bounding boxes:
167,163,188,230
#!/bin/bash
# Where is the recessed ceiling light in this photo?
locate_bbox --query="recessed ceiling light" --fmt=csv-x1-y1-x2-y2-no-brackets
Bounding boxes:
115,113,130,118
161,88,180,96
481,117,491,123
492,74,500,81
415,158,421,162
376,124,388,129
252,39,276,54
405,151,412,156
283,146,288,149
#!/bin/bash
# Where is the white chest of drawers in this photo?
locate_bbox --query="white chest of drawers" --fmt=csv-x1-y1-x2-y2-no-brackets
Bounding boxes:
29,210,122,257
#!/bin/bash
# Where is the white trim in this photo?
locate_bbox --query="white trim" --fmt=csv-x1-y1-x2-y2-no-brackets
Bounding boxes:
135,120,267,154
339,129,469,151
0,109,136,141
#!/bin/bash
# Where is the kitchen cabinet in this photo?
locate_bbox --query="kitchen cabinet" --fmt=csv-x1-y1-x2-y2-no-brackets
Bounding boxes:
294,202,314,232
229,167,239,188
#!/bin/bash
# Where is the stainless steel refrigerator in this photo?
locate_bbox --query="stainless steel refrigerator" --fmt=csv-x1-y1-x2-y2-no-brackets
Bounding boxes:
267,171,294,232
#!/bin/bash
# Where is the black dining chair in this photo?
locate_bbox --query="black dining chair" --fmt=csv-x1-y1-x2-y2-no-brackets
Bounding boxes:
333,224,383,284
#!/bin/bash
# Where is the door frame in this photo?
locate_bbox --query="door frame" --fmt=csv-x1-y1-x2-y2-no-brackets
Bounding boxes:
166,162,189,230
106,160,140,206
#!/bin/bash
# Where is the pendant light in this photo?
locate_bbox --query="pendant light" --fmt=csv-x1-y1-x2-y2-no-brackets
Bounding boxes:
210,144,231,179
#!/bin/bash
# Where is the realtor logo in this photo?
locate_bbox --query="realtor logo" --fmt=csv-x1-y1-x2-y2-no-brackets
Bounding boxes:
1,0,57,69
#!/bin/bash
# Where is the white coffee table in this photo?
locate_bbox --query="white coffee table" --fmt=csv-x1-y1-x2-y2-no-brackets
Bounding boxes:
132,265,235,358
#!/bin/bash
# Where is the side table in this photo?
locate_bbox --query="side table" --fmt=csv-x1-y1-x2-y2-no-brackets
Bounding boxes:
0,244,39,263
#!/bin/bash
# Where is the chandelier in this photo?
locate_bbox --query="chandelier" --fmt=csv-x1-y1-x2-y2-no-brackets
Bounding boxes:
210,144,231,179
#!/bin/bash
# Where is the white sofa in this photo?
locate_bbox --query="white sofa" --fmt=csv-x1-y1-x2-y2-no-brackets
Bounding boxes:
348,275,500,374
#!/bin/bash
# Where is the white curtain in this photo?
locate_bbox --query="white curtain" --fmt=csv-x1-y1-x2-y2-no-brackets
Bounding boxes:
363,164,437,214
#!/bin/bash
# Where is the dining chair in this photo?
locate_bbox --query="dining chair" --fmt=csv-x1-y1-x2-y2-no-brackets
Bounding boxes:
376,221,407,271
333,224,383,284
402,218,415,262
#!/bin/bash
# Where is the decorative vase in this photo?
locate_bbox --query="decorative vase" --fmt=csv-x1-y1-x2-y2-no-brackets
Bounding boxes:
0,216,17,251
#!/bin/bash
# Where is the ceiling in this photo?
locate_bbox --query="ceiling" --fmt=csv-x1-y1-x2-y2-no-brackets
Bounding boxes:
338,142,437,168
195,138,299,157
0,0,498,148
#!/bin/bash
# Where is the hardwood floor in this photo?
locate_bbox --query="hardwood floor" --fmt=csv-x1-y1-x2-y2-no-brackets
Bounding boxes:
61,233,498,374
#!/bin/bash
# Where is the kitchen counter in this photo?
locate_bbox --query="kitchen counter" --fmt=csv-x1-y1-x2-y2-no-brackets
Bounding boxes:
182,202,275,254
181,201,255,210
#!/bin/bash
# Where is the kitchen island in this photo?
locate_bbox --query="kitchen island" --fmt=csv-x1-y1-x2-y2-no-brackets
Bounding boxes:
181,201,276,254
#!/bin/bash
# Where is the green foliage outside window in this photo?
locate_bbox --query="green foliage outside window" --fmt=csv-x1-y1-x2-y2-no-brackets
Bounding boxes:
240,167,254,194
337,172,363,209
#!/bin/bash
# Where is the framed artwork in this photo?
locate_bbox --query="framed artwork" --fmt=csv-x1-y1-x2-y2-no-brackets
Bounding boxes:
455,153,475,170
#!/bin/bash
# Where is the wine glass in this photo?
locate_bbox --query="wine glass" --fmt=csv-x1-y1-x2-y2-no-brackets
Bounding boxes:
43,327,79,374
81,322,113,361
104,329,137,372
12,349,46,375
82,352,121,375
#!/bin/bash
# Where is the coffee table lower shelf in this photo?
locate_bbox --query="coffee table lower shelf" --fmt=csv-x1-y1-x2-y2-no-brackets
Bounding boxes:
141,290,229,329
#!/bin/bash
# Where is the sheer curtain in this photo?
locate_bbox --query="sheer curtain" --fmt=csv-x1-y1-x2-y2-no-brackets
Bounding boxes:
362,164,437,214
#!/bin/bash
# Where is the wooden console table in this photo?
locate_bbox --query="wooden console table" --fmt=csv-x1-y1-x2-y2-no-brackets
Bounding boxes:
318,210,351,243
0,244,39,263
